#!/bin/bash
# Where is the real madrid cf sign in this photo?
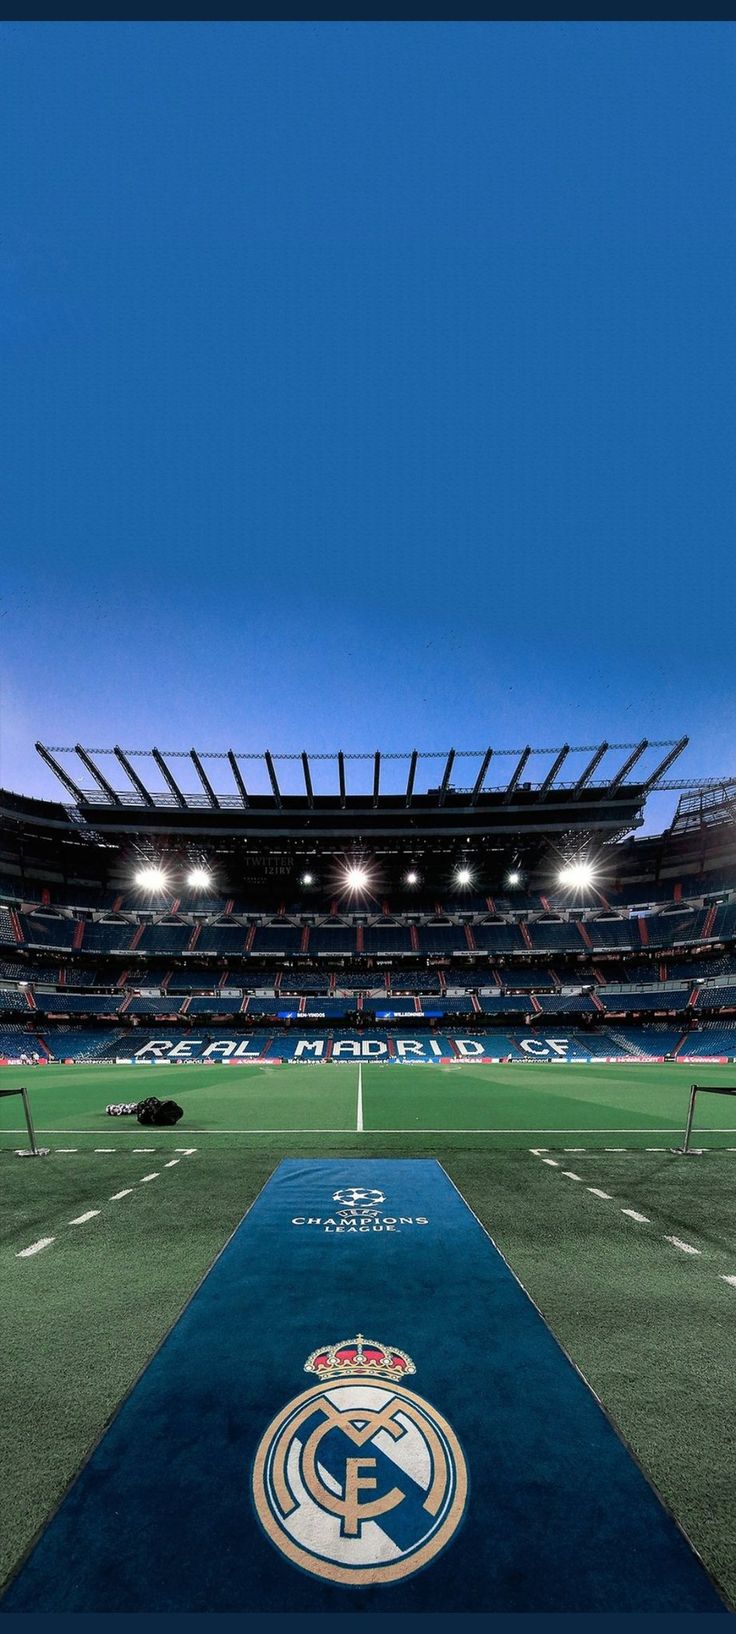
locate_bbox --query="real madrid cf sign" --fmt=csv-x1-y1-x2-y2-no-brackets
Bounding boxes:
252,1335,468,1585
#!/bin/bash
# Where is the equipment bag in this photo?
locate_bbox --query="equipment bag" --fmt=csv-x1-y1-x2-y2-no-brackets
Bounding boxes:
136,1096,184,1127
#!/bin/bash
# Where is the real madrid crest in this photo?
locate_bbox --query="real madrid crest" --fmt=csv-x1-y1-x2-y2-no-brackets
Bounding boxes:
251,1335,468,1585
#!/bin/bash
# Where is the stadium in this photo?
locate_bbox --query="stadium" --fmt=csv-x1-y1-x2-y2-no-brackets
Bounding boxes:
2,734,736,1612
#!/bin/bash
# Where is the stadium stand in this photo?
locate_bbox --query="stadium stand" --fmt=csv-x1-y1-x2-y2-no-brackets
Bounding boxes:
598,987,692,1013
363,926,414,954
472,923,527,953
251,925,303,953
0,989,31,1011
80,921,136,953
195,923,250,955
135,923,192,955
533,993,597,1013
16,914,76,950
308,926,359,954
525,921,585,952
585,919,637,951
34,994,122,1015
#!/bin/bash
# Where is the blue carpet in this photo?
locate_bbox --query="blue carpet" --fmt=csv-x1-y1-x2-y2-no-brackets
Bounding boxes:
1,1160,726,1612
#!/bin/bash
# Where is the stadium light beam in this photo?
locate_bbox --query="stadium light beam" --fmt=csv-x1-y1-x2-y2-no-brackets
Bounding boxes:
456,867,472,886
302,872,315,886
558,861,597,889
187,867,212,889
344,865,369,892
135,865,169,891
506,871,521,886
405,870,419,885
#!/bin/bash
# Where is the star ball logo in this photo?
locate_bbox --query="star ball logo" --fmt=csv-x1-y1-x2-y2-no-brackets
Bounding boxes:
251,1336,468,1585
291,1184,429,1234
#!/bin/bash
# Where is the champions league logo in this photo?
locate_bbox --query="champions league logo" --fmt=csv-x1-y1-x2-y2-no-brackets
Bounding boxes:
251,1336,468,1586
291,1185,428,1233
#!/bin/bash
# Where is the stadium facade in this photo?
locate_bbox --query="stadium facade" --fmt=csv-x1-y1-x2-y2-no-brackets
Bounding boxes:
2,738,736,1063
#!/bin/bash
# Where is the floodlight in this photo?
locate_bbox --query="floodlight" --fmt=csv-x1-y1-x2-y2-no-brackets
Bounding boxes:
136,865,168,890
456,867,472,886
344,866,369,891
406,870,419,886
187,867,212,889
302,872,314,886
507,871,520,886
558,862,596,888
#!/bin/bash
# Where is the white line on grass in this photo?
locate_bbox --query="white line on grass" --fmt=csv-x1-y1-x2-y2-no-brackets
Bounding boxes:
664,1235,701,1256
16,1237,55,1258
164,1159,180,1167
541,1158,559,1167
133,1147,156,1153
55,1147,78,1153
139,1173,159,1183
561,1171,583,1181
110,1189,134,1201
94,1148,115,1153
721,1276,736,1288
69,1210,100,1225
621,1209,651,1223
356,1062,364,1133
588,1187,613,1199
9,1127,736,1137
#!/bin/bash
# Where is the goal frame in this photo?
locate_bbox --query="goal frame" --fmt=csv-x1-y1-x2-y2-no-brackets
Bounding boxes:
676,1082,736,1155
0,1085,49,1156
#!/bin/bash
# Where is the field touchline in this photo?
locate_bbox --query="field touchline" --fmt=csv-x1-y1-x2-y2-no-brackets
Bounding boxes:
356,1061,364,1133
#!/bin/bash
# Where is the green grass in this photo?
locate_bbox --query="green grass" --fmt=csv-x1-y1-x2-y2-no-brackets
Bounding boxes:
2,1058,736,1146
2,1060,736,1606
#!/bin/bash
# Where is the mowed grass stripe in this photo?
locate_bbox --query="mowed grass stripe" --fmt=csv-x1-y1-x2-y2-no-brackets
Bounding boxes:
0,1062,360,1138
3,1060,736,1148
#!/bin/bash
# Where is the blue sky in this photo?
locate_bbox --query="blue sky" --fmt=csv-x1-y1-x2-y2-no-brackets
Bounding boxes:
1,23,734,832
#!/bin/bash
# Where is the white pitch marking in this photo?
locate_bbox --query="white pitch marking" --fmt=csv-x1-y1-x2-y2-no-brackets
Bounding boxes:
621,1209,651,1223
69,1210,100,1225
563,1147,585,1152
665,1235,701,1256
561,1171,583,1181
110,1188,134,1200
10,1127,736,1137
588,1187,613,1199
721,1275,736,1287
16,1236,55,1258
55,1147,78,1153
175,1148,198,1154
95,1148,115,1153
605,1147,626,1152
163,1158,180,1168
529,1148,548,1154
356,1061,364,1133
541,1158,559,1167
139,1173,159,1183
133,1147,155,1153
645,1148,666,1152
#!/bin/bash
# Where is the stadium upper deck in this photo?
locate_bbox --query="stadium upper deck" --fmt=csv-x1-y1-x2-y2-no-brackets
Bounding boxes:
2,737,736,1038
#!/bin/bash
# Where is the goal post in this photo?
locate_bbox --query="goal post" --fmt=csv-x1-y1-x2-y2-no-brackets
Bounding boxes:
675,1083,736,1155
0,1085,50,1157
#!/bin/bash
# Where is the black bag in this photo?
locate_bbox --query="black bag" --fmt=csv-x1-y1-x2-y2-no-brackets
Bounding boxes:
136,1096,184,1126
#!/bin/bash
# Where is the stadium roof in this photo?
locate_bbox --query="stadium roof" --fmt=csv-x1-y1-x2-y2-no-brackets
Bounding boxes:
29,736,691,843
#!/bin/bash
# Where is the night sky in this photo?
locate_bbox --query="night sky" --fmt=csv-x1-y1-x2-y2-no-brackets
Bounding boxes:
1,24,734,832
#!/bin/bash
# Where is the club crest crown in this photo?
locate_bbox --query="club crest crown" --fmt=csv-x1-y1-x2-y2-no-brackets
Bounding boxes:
304,1334,416,1381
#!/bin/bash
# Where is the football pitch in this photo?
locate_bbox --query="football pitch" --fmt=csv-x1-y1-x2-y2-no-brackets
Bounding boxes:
2,1059,736,1606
